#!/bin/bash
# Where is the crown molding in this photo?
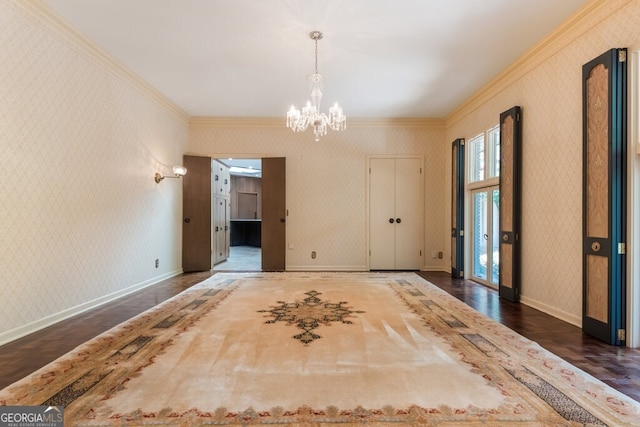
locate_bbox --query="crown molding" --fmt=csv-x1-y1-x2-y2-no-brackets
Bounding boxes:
16,0,190,124
190,117,445,129
445,0,632,127
190,117,284,128
347,118,445,129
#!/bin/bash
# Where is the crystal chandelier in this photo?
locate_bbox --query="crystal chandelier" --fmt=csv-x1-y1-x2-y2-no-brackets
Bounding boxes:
286,31,346,141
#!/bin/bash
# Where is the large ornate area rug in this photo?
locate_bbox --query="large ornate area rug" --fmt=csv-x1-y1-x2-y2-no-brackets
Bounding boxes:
1,272,639,426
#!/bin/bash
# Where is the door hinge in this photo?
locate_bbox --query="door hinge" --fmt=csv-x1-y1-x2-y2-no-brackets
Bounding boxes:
460,230,464,237
618,243,626,255
618,329,626,341
420,168,422,174
419,250,422,256
460,139,465,146
619,49,627,62
460,271,464,277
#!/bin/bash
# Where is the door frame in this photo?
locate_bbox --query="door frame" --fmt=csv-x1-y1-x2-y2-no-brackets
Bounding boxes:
366,154,425,271
627,50,640,347
211,154,269,271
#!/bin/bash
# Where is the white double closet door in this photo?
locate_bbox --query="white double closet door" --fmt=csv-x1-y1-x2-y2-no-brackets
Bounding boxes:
369,156,424,270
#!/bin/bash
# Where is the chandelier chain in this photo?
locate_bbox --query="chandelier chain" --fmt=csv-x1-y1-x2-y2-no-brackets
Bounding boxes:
314,37,318,75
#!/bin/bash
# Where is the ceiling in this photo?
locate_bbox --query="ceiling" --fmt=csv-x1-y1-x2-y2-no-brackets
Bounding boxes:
42,0,589,119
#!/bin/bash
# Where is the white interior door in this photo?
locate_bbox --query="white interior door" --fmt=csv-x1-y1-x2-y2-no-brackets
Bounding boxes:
394,158,423,269
369,157,423,270
370,158,396,269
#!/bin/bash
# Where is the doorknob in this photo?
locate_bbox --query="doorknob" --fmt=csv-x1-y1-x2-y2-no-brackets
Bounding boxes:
184,218,191,223
483,233,488,240
396,218,402,224
389,218,395,223
280,218,286,223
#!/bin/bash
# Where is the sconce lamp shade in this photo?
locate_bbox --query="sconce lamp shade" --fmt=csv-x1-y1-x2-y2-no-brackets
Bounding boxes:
172,165,187,176
155,165,187,183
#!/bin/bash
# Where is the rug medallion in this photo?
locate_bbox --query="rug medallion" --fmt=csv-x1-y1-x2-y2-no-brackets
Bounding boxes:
258,290,365,344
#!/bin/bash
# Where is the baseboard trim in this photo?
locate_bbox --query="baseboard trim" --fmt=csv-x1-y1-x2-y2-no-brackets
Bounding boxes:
286,265,368,272
520,295,581,328
0,269,183,346
422,265,450,273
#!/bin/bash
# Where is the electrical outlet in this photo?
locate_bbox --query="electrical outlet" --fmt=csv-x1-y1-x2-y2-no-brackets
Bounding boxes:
311,251,316,259
437,251,443,259
155,259,159,268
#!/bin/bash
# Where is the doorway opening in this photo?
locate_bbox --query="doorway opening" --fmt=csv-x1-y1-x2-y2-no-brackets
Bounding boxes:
213,158,262,271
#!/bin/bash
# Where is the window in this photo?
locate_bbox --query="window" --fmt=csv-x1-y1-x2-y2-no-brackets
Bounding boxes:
469,126,500,184
468,125,500,287
468,133,485,182
488,125,500,178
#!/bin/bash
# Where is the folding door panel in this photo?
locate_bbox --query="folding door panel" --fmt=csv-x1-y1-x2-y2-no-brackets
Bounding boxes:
182,155,212,272
262,157,286,271
498,106,522,302
451,138,465,278
582,48,626,345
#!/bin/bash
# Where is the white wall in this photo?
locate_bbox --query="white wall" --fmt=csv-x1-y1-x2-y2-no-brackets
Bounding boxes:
0,0,189,344
189,119,448,271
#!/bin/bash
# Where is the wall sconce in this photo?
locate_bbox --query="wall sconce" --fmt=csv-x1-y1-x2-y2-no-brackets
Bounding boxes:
155,166,187,183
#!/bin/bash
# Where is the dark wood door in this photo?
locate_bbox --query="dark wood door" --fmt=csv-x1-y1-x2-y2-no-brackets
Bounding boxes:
582,48,627,345
182,155,211,272
261,157,286,271
498,106,522,302
451,138,465,278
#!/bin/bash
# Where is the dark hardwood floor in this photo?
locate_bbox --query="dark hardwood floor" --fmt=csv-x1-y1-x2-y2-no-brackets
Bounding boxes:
416,272,640,404
1,270,639,404
0,271,215,391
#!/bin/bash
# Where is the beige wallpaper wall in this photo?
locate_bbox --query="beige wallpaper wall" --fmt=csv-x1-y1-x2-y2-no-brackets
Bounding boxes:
4,0,638,345
0,0,189,343
445,0,640,326
189,119,448,271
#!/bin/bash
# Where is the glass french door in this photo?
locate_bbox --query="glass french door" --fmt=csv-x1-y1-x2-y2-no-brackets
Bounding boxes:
471,186,500,287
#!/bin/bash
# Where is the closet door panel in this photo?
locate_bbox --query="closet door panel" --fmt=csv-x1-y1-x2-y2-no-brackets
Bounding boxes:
394,158,423,270
369,157,423,270
369,158,396,270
